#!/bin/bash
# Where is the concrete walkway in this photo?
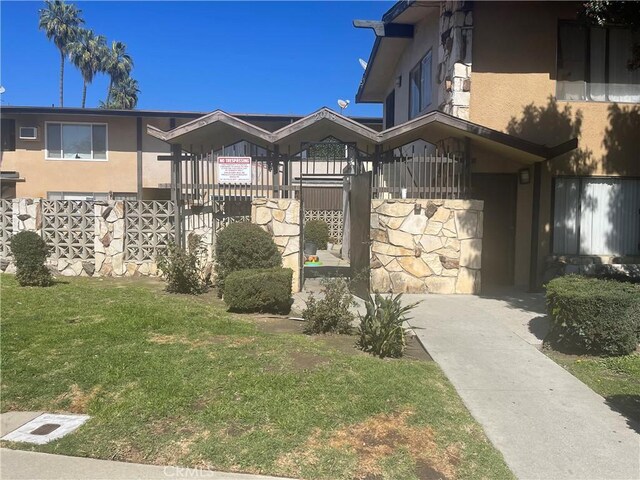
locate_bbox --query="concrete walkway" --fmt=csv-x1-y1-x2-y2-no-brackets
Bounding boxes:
0,448,291,480
406,290,640,480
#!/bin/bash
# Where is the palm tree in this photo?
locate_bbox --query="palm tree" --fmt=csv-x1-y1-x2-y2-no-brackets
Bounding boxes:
106,76,140,109
38,0,84,107
104,41,133,105
67,29,107,108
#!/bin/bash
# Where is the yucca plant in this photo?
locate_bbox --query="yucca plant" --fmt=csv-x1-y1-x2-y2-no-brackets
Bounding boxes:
356,294,420,359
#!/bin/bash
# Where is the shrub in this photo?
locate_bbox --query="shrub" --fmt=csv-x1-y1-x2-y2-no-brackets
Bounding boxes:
157,237,208,294
546,275,640,356
224,267,293,314
10,231,53,287
356,294,421,359
304,220,329,250
215,222,281,294
303,278,355,334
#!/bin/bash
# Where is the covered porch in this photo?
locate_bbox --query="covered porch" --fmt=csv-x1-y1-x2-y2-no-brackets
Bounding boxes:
148,107,577,291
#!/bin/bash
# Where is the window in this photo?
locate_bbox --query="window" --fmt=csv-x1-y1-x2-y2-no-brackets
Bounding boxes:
46,123,107,160
19,126,38,140
553,177,640,256
557,22,640,102
1,119,15,152
409,50,433,119
385,90,395,129
47,192,110,201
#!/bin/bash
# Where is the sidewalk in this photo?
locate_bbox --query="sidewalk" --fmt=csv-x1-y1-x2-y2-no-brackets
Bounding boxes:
0,448,292,480
406,292,640,480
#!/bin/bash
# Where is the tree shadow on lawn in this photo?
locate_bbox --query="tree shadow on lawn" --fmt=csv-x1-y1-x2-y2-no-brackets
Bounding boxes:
605,394,640,434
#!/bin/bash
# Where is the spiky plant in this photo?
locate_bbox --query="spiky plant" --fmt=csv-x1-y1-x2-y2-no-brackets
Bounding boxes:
104,41,133,105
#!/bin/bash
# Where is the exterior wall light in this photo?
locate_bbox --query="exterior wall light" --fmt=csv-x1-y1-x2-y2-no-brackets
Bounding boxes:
519,167,531,185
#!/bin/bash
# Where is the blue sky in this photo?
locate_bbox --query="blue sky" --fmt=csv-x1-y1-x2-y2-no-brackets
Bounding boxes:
1,1,392,116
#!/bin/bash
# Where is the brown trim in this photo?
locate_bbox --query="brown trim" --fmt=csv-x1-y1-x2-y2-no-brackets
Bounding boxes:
136,117,143,199
529,162,542,291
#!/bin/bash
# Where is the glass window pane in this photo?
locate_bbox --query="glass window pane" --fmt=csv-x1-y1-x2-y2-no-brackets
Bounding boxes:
557,23,587,100
608,28,640,103
420,52,432,110
409,66,421,119
553,178,579,254
92,125,107,159
46,123,61,158
62,125,91,159
589,27,607,101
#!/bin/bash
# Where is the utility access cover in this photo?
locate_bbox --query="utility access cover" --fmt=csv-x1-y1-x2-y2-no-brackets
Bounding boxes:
1,413,89,445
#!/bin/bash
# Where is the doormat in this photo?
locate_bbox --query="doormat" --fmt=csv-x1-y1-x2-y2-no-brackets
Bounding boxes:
1,413,90,445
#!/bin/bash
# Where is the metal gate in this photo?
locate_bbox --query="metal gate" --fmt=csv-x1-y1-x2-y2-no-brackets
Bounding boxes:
349,171,372,299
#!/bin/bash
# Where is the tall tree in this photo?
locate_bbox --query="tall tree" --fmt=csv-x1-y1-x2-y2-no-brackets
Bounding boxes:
104,76,140,109
67,29,107,108
104,41,133,105
38,0,84,107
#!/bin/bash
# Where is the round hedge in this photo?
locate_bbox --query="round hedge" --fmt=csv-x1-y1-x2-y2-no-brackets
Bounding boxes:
10,231,53,287
304,220,329,250
215,222,281,294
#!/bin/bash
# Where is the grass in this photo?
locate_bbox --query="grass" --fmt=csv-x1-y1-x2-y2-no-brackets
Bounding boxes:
0,274,513,479
545,348,640,426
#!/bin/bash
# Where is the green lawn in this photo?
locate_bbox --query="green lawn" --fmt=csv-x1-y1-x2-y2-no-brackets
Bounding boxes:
0,274,512,480
545,349,640,425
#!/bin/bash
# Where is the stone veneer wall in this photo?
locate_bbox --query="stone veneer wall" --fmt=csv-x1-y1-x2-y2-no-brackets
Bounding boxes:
251,198,301,293
0,198,213,278
370,199,483,294
437,1,473,120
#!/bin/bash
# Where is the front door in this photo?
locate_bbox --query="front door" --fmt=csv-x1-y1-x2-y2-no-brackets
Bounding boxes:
349,171,371,299
472,173,517,287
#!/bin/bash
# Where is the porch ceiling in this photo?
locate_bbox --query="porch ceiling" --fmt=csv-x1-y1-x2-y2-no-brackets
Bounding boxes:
378,111,578,162
272,108,379,153
147,108,577,162
146,110,273,152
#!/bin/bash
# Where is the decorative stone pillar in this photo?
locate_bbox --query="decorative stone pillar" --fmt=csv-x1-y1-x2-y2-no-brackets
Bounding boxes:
13,198,42,236
94,200,125,276
370,199,483,294
252,198,301,292
437,1,473,120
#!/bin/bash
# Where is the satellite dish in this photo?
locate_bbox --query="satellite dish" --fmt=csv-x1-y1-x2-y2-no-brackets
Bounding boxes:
359,58,368,70
0,86,5,94
337,99,350,113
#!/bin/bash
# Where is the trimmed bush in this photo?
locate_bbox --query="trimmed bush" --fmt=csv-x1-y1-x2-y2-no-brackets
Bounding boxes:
224,267,293,314
304,220,329,250
357,293,421,359
546,275,640,356
303,278,355,334
157,237,208,294
215,222,281,294
10,231,53,287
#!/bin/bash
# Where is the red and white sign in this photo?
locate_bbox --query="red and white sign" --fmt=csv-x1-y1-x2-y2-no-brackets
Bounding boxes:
217,156,252,184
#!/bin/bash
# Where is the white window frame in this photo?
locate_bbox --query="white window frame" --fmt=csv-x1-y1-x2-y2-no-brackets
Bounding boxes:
45,121,109,161
19,126,38,140
408,49,433,120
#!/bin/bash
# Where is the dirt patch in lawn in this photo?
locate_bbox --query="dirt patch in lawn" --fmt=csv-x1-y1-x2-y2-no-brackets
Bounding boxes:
252,315,306,335
278,409,459,479
148,333,254,350
54,384,101,413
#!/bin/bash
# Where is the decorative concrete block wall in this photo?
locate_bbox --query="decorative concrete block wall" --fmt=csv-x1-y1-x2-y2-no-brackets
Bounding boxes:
252,198,301,292
370,199,483,294
437,1,473,120
0,199,178,278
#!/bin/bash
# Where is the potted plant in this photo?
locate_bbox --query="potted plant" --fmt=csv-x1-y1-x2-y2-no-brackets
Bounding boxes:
304,220,329,253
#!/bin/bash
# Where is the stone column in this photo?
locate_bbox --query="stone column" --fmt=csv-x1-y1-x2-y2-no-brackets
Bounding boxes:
94,200,125,276
252,198,301,292
13,198,42,235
